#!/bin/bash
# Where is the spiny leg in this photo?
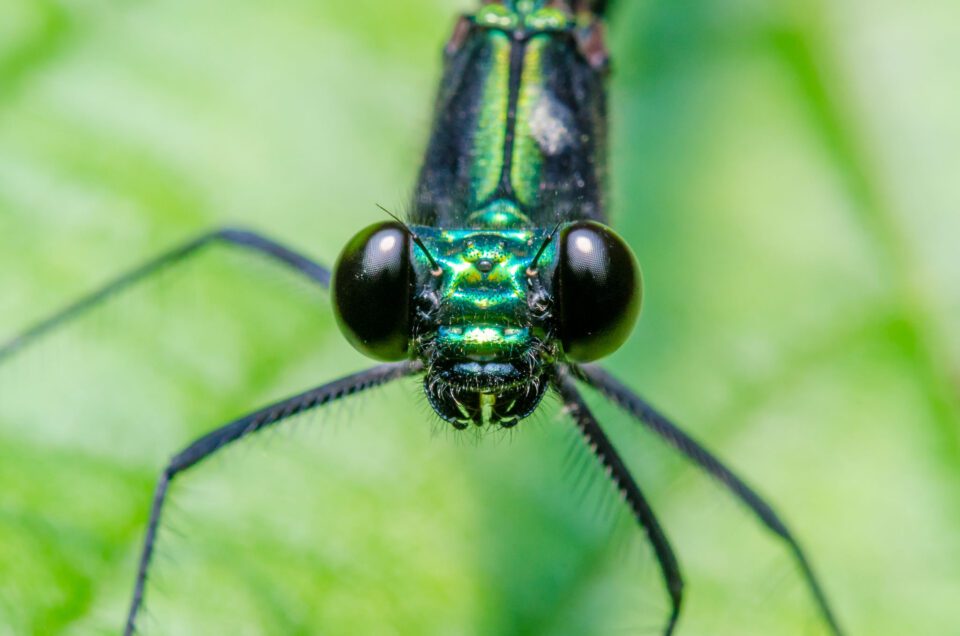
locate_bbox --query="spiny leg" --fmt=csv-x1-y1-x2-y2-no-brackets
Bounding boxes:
572,363,844,636
553,365,683,636
0,227,330,362
124,361,421,636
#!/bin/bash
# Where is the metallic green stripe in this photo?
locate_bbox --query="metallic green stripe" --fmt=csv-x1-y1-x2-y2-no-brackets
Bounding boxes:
510,35,548,207
469,30,511,208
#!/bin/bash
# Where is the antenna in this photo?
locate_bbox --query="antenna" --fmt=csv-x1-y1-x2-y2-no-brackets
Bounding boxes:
376,204,442,276
526,221,563,276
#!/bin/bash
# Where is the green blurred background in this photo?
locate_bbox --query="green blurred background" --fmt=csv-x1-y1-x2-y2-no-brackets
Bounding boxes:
1,0,959,634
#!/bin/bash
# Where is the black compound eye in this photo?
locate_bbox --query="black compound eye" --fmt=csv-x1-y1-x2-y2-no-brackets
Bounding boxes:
332,221,411,361
556,221,642,362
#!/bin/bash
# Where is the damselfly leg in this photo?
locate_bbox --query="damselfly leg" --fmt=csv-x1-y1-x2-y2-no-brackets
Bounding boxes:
572,364,844,635
122,361,421,636
0,228,330,363
554,365,683,636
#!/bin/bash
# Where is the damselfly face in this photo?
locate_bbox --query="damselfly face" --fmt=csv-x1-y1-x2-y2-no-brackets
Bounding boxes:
414,227,553,428
332,218,642,429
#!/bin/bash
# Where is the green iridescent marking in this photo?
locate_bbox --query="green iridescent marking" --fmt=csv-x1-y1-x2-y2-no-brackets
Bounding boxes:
475,3,571,34
475,5,519,29
469,30,511,208
438,325,530,358
465,199,532,229
525,8,571,31
412,226,558,361
510,35,548,207
508,0,545,15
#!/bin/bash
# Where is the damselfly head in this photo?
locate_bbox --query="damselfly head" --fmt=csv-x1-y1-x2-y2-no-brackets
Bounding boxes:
332,220,642,428
409,227,552,428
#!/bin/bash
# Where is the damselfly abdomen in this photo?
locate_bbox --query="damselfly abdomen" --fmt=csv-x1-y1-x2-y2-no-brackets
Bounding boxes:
0,2,844,634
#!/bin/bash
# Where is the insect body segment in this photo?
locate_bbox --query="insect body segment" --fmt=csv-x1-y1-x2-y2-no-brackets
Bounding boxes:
415,0,607,227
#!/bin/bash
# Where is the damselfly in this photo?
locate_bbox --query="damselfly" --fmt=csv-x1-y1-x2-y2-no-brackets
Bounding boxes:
0,1,844,634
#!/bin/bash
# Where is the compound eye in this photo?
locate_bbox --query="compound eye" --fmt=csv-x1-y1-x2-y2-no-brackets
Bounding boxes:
557,221,642,362
332,221,411,361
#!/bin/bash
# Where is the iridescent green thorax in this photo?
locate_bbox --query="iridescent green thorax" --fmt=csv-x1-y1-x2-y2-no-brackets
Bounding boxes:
466,6,577,215
414,0,607,227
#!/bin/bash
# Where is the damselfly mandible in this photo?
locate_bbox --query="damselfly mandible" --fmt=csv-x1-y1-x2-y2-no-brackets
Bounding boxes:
0,1,844,634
